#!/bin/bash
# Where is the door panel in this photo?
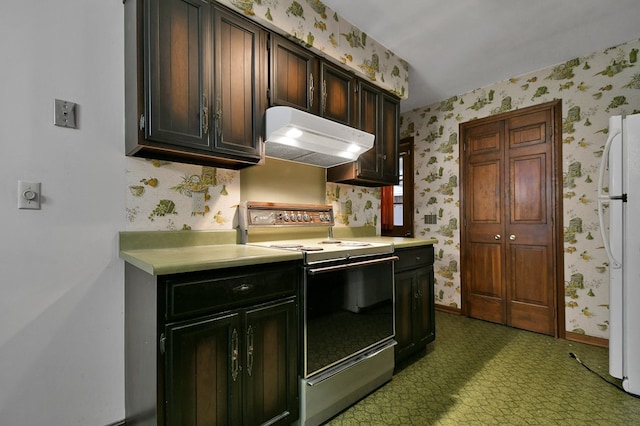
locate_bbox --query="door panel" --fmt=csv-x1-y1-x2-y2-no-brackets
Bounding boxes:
462,101,560,336
213,8,265,158
165,313,241,425
510,155,546,223
148,0,210,149
509,244,553,334
244,298,298,426
470,161,501,222
466,242,504,323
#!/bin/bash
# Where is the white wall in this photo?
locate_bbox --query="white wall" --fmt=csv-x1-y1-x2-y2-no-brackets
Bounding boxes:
0,1,125,425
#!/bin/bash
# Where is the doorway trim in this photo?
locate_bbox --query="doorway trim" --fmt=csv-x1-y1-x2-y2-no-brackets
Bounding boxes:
459,100,565,338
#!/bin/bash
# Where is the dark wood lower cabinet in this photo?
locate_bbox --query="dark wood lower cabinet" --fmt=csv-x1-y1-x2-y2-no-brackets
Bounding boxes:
125,261,299,426
394,245,435,364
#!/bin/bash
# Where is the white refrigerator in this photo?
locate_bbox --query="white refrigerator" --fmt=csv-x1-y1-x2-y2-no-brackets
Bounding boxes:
598,113,640,396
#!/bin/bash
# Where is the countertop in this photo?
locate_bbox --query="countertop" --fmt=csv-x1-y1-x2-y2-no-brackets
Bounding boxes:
119,230,437,276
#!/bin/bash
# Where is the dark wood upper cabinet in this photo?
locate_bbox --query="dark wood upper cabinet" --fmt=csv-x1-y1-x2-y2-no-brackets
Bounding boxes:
125,0,266,169
269,34,319,114
319,61,354,126
124,0,400,173
212,7,267,161
327,80,399,186
269,35,354,126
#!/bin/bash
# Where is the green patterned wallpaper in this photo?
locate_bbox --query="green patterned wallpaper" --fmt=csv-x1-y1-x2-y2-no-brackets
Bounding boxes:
126,158,241,231
215,0,408,99
401,39,640,339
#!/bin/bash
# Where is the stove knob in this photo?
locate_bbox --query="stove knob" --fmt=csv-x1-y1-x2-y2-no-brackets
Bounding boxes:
296,213,303,222
303,213,310,222
283,213,290,222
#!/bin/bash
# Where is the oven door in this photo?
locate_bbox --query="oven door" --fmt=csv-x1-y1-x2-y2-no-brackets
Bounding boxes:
302,254,397,379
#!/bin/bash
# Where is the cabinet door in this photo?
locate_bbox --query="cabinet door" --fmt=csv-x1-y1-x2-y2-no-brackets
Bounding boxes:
147,0,211,149
320,62,354,126
165,312,242,426
380,93,400,184
244,298,298,426
355,80,381,179
394,270,417,361
415,266,435,347
212,6,266,160
270,35,319,114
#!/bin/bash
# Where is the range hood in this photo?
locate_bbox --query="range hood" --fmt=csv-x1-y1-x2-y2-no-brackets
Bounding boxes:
265,106,374,168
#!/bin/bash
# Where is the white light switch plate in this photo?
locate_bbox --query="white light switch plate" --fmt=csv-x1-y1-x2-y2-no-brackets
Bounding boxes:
18,181,41,209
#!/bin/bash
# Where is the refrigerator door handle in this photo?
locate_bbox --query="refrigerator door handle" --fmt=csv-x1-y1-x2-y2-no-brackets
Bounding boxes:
597,198,622,269
597,127,622,199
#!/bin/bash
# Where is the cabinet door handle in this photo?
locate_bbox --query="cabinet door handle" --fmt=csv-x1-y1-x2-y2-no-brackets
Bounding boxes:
231,328,239,382
215,96,222,139
322,79,327,114
202,93,209,134
246,325,254,377
309,73,314,108
494,234,501,240
509,234,517,241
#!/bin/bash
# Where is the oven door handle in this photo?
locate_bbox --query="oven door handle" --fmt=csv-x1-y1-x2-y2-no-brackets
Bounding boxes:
307,255,399,275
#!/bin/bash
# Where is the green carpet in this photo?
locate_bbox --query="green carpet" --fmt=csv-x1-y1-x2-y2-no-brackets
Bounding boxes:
326,311,640,425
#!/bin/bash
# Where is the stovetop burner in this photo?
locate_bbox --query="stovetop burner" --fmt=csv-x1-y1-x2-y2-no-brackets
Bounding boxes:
269,244,325,252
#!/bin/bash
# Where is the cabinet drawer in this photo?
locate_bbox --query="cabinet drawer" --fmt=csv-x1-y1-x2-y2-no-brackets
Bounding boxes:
164,262,299,321
395,246,434,272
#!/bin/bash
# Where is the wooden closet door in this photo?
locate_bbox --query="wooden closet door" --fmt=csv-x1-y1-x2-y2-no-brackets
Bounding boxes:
505,110,556,335
461,101,561,336
463,121,507,324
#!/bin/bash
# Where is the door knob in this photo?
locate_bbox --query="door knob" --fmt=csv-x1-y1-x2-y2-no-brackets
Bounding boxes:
509,234,516,241
494,234,501,240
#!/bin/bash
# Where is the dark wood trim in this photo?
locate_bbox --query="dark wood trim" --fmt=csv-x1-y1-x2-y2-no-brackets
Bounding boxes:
382,136,414,237
435,304,462,315
565,331,608,348
550,100,566,339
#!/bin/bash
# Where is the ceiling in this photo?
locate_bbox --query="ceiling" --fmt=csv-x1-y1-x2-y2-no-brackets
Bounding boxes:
321,0,640,112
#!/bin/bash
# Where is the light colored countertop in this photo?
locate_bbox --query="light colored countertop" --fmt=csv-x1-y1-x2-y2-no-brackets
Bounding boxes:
120,244,302,275
347,236,438,249
119,230,436,276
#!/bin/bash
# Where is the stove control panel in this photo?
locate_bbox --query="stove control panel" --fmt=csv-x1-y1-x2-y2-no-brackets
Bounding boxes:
244,202,334,226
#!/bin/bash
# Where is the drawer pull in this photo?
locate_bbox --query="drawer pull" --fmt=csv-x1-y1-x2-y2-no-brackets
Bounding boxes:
233,283,253,293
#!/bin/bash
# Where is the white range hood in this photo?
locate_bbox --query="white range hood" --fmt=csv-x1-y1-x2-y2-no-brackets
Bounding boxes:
265,106,374,168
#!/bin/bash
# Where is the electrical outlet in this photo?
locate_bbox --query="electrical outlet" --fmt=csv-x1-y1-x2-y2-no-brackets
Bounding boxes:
18,181,41,210
54,99,77,128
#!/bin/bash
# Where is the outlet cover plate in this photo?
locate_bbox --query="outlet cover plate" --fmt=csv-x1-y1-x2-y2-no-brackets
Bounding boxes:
54,99,77,128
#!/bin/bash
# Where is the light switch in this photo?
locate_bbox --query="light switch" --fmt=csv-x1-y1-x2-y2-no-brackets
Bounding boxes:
54,99,77,128
18,181,41,210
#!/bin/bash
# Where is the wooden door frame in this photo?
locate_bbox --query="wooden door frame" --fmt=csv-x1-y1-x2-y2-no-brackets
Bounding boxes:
382,136,414,237
459,100,565,338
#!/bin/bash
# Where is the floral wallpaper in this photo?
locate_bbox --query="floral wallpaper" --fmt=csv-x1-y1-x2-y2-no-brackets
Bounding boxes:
215,0,408,99
326,182,381,233
125,158,240,231
124,155,380,234
401,39,640,339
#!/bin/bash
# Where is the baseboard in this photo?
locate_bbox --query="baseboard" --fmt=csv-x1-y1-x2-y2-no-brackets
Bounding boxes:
565,331,609,348
437,307,609,348
435,304,462,315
